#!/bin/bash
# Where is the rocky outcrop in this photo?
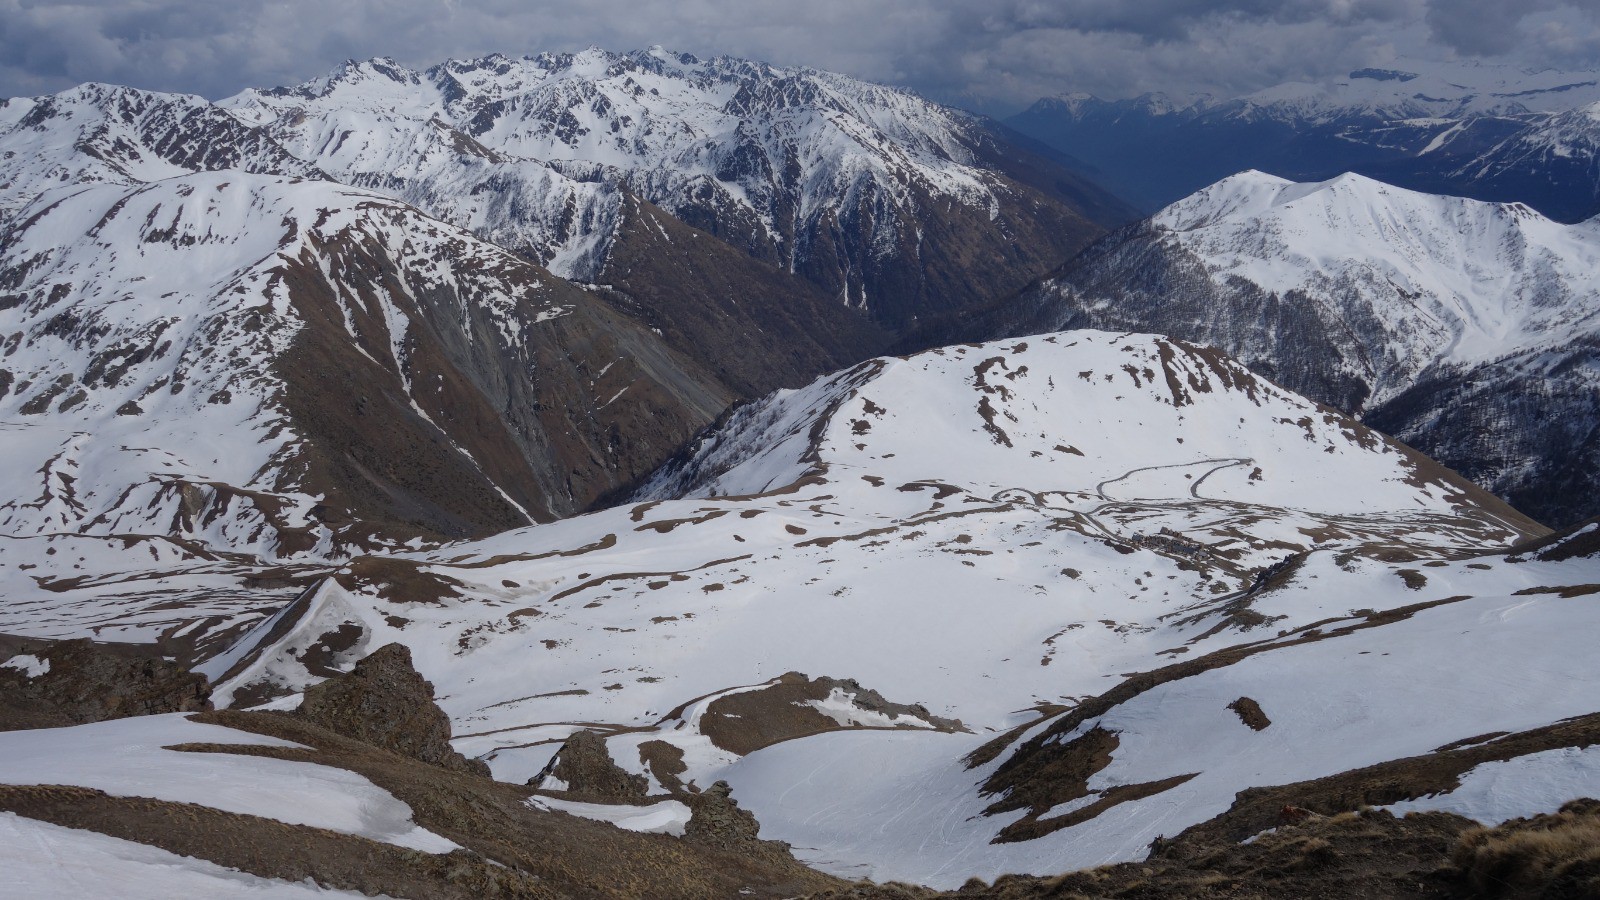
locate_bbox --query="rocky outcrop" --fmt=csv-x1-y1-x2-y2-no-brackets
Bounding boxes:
684,780,791,860
699,672,966,756
0,636,210,730
534,730,647,800
294,643,487,776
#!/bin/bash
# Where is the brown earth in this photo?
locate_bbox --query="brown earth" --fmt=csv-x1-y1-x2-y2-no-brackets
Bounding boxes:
272,213,733,547
1228,697,1272,731
1453,798,1600,898
595,194,891,397
537,729,648,800
699,672,966,756
682,779,796,862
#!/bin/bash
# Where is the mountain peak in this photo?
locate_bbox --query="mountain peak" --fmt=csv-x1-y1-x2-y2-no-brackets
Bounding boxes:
1155,168,1572,236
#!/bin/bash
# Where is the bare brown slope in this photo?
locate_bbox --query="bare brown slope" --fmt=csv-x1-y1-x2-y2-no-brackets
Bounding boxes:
662,126,1130,332
273,206,733,544
788,172,1114,331
595,194,892,396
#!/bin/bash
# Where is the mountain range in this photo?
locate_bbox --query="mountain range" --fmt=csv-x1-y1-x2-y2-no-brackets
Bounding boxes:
1,47,1598,900
0,49,1130,552
1009,61,1600,222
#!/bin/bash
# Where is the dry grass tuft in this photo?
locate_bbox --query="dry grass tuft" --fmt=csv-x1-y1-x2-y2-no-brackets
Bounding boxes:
1451,798,1600,898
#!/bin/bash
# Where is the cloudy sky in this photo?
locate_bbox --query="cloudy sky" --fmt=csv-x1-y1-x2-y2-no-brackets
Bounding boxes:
3,0,1599,112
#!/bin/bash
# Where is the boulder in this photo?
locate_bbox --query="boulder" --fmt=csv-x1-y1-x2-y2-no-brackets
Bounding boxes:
295,643,487,776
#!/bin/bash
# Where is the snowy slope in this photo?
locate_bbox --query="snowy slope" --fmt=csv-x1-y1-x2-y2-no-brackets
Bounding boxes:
0,714,457,852
1150,171,1600,383
0,170,729,562
975,171,1600,526
219,50,991,271
730,551,1600,884
50,330,1582,888
0,174,365,558
1,813,371,899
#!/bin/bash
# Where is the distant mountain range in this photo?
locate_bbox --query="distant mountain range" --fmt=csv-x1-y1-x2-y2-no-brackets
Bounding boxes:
1008,61,1600,221
0,49,1129,551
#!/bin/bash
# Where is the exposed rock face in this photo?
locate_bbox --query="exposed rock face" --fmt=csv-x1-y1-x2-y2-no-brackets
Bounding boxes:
0,636,211,730
294,642,487,776
592,194,892,397
684,781,783,856
537,730,647,800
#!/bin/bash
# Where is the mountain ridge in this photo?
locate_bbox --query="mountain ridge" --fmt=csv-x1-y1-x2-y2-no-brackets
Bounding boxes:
1008,62,1600,221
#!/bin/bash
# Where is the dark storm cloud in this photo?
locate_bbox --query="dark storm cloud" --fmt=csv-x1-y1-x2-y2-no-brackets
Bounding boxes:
1425,0,1565,55
2,0,1599,110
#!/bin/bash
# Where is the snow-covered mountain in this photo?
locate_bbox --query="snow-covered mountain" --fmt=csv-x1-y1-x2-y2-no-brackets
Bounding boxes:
220,49,1128,326
955,171,1600,527
0,49,1131,497
8,48,1110,560
1,49,1129,333
1010,61,1600,221
0,170,732,558
15,330,1592,891
0,83,324,222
